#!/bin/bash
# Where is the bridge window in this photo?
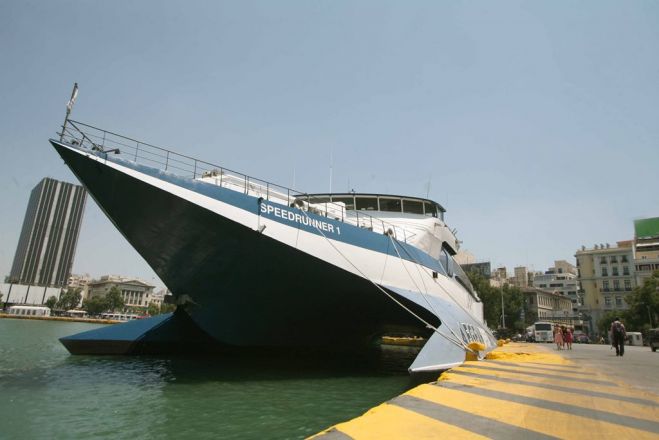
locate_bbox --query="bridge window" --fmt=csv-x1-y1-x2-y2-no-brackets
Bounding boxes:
307,196,331,204
355,197,378,211
378,197,402,213
440,248,452,276
424,202,438,218
403,199,424,214
330,196,354,210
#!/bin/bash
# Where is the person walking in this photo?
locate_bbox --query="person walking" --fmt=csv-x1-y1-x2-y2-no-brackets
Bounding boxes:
564,328,573,350
554,325,563,350
610,317,627,357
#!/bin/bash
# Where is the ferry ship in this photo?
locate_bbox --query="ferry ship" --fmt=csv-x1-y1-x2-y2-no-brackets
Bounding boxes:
53,117,496,372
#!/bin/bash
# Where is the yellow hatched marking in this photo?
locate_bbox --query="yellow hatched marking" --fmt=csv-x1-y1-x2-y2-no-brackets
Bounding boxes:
485,349,570,365
441,371,659,422
456,364,659,403
478,361,593,376
323,402,488,440
408,384,658,440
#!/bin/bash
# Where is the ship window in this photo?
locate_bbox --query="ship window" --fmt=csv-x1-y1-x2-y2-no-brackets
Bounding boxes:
330,196,355,210
378,197,402,212
403,200,424,214
424,202,437,218
355,197,378,211
440,248,452,276
307,196,331,204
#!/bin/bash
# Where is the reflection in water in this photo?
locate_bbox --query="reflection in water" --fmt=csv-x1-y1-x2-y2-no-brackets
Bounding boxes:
0,320,429,440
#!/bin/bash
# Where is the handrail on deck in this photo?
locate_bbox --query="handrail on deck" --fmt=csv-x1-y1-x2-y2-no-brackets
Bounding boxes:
58,120,417,243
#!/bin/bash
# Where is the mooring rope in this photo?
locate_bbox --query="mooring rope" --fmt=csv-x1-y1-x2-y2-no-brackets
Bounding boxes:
387,235,472,351
392,236,484,328
295,209,474,353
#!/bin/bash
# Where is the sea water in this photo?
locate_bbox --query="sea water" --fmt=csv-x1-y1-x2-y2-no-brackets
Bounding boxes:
0,319,418,439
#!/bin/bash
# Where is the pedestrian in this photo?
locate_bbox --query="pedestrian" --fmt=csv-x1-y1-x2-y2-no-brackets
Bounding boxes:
610,317,627,357
564,328,573,350
554,325,563,350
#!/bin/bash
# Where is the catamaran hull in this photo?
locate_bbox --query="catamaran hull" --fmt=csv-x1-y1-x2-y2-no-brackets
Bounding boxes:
51,139,495,371
52,141,436,348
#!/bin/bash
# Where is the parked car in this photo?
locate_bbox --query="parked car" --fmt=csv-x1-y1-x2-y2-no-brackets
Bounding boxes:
575,334,590,344
648,328,659,352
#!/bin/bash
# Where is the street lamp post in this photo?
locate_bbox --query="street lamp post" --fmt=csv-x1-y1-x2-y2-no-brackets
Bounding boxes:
647,305,654,328
501,290,506,329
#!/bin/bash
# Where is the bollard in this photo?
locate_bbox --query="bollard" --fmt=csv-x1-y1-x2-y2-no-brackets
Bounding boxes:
465,341,486,362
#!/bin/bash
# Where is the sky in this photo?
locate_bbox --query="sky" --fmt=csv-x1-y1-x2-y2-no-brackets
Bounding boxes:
1,1,658,288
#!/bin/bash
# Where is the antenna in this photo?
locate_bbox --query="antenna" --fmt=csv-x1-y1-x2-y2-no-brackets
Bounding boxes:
329,150,333,193
425,176,432,198
60,82,78,141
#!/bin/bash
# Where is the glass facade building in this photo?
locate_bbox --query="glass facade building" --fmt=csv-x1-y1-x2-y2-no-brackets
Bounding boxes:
9,178,86,287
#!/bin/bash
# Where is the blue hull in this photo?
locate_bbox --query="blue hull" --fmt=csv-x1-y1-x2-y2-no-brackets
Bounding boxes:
52,141,437,354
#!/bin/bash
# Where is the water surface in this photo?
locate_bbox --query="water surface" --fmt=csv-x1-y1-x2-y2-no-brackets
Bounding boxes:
0,319,418,439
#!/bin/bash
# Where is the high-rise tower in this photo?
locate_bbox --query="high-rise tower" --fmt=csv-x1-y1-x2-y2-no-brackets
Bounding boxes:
9,177,86,287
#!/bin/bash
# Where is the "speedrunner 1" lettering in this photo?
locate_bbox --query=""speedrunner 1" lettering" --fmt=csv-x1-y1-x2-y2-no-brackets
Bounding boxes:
260,203,341,235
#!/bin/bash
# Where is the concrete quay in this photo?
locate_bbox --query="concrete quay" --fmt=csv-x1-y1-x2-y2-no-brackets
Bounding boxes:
311,342,659,439
0,312,119,325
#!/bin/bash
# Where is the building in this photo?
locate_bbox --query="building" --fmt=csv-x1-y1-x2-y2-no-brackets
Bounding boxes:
88,275,156,311
532,260,580,312
454,250,476,265
67,273,92,300
461,261,492,279
523,287,575,325
513,266,529,288
575,241,635,335
8,178,86,287
633,217,659,287
151,288,168,308
0,282,62,306
487,267,507,287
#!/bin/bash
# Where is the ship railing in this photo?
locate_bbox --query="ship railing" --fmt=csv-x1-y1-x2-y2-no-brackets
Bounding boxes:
59,120,417,244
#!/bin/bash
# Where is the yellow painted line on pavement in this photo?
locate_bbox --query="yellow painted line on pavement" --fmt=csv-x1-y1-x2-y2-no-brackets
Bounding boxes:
456,363,659,402
485,349,570,365
311,400,488,440
408,383,658,439
309,344,659,439
440,370,659,422
459,362,612,385
480,360,592,376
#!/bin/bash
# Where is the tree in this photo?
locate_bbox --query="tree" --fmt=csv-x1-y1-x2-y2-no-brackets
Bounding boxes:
466,271,525,333
623,270,659,332
84,295,108,315
160,303,177,314
501,283,525,330
597,310,619,338
105,286,125,312
468,272,500,327
146,302,160,316
45,295,58,310
57,288,82,311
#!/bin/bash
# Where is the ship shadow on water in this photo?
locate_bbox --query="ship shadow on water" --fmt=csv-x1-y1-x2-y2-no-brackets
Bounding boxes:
62,342,430,386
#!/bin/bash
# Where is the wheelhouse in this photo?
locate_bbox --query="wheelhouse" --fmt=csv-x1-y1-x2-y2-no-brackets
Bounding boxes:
294,193,446,220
